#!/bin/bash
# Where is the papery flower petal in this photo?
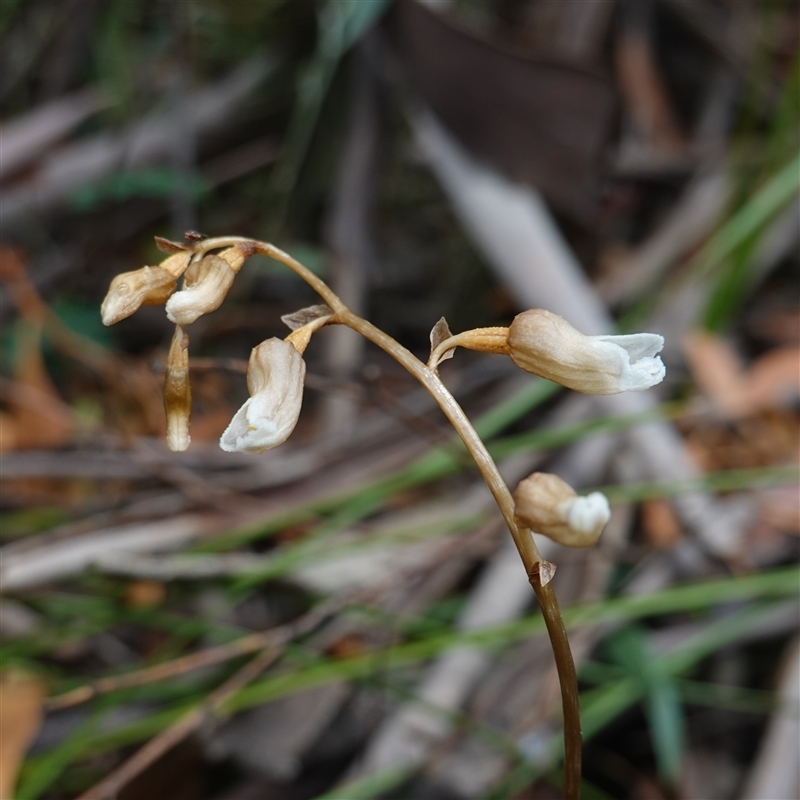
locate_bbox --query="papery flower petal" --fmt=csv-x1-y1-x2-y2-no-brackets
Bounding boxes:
564,493,610,543
513,472,610,548
166,254,235,325
220,338,305,454
507,309,665,395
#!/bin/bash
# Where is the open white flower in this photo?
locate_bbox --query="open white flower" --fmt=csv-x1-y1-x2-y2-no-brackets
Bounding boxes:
220,338,305,454
507,309,665,395
513,472,610,548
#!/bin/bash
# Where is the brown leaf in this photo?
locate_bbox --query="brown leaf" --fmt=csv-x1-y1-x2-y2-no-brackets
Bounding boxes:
683,331,800,417
682,330,748,417
746,347,800,413
4,320,73,450
281,304,334,331
0,413,18,453
642,499,683,549
0,670,45,799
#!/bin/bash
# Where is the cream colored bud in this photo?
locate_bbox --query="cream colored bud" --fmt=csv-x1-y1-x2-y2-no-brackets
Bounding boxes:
507,309,665,395
513,472,610,547
101,265,180,326
220,338,305,454
165,254,236,325
164,325,191,452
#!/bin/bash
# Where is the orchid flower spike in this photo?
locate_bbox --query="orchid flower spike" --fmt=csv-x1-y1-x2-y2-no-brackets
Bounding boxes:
513,472,610,548
220,338,305,454
507,309,665,395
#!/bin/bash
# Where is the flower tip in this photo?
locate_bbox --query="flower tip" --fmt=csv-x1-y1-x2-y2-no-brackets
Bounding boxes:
513,472,610,547
165,254,235,325
219,396,294,454
565,492,610,545
166,426,191,452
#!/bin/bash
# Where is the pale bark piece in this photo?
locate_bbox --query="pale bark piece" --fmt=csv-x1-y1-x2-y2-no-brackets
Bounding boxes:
345,536,533,780
0,87,109,179
0,516,208,592
739,636,800,800
2,58,273,227
218,684,350,780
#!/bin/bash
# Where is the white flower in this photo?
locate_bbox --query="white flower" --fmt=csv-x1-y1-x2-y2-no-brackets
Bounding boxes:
166,254,236,325
507,309,665,395
513,472,610,548
220,338,305,454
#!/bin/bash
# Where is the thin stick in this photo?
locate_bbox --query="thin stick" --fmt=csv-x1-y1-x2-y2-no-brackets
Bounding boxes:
76,647,281,800
47,594,349,712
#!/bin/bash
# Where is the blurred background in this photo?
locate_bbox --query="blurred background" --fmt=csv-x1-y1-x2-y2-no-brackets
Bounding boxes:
0,1,798,798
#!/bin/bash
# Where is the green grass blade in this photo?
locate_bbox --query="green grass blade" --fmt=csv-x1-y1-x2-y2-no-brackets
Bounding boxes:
606,627,685,785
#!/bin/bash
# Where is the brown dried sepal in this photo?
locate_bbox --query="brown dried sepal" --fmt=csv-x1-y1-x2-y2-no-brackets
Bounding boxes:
529,560,557,587
281,304,335,331
285,309,336,355
154,237,189,255
429,317,455,369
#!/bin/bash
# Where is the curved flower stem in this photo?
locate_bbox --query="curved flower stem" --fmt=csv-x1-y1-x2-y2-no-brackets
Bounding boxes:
428,326,510,368
220,239,581,798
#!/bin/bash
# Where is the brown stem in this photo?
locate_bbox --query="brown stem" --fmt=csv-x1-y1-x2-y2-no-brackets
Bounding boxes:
428,326,510,368
246,239,581,796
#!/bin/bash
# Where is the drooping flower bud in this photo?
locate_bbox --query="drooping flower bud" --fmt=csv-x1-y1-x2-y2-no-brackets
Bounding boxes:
513,472,610,548
219,338,305,454
163,325,191,452
507,309,665,395
165,251,239,325
101,251,191,326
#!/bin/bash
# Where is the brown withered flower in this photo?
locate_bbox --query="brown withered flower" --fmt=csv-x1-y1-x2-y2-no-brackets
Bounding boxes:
100,251,191,326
